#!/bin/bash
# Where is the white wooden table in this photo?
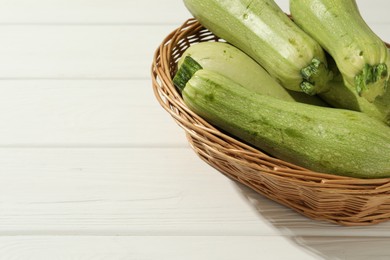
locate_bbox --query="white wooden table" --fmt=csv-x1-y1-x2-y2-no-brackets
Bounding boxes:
0,0,389,259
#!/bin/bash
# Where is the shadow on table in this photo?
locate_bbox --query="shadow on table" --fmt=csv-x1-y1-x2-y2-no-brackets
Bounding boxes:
233,181,390,260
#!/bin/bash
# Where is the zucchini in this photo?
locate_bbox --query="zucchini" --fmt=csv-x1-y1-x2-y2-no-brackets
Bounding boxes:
320,79,390,126
174,41,328,106
183,0,333,95
319,51,390,125
182,69,390,178
290,0,389,102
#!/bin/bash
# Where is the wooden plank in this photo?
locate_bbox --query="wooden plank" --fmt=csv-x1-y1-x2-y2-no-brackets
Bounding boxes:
0,24,388,80
0,80,186,147
0,148,389,236
0,236,390,260
289,236,390,260
0,25,178,79
0,23,388,80
0,0,387,24
0,0,191,25
0,236,315,260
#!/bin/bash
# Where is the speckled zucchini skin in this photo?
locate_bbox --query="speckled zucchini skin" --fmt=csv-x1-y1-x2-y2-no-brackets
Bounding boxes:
290,0,389,102
183,69,390,178
319,50,390,126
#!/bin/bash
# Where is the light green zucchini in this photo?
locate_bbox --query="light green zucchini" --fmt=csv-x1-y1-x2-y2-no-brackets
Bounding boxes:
174,41,328,106
320,79,390,126
319,51,390,125
183,0,333,95
182,69,390,178
290,0,389,102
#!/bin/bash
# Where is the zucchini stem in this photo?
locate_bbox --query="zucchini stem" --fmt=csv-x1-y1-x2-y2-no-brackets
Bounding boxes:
173,56,203,92
300,82,316,96
354,63,388,102
300,58,333,95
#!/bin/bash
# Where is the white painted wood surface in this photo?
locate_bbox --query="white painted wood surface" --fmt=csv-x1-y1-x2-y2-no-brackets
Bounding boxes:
0,0,389,259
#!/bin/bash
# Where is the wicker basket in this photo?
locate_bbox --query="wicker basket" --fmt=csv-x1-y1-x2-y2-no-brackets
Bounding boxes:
151,18,390,226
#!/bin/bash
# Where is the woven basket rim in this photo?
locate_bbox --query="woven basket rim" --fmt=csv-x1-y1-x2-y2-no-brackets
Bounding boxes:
151,18,390,226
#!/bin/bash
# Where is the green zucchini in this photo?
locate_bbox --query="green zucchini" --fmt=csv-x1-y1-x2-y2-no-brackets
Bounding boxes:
320,79,390,126
183,69,390,178
290,0,389,102
319,51,390,125
183,0,333,95
174,41,328,106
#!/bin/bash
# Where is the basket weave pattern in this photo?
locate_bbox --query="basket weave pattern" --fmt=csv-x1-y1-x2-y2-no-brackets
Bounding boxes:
151,18,390,226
